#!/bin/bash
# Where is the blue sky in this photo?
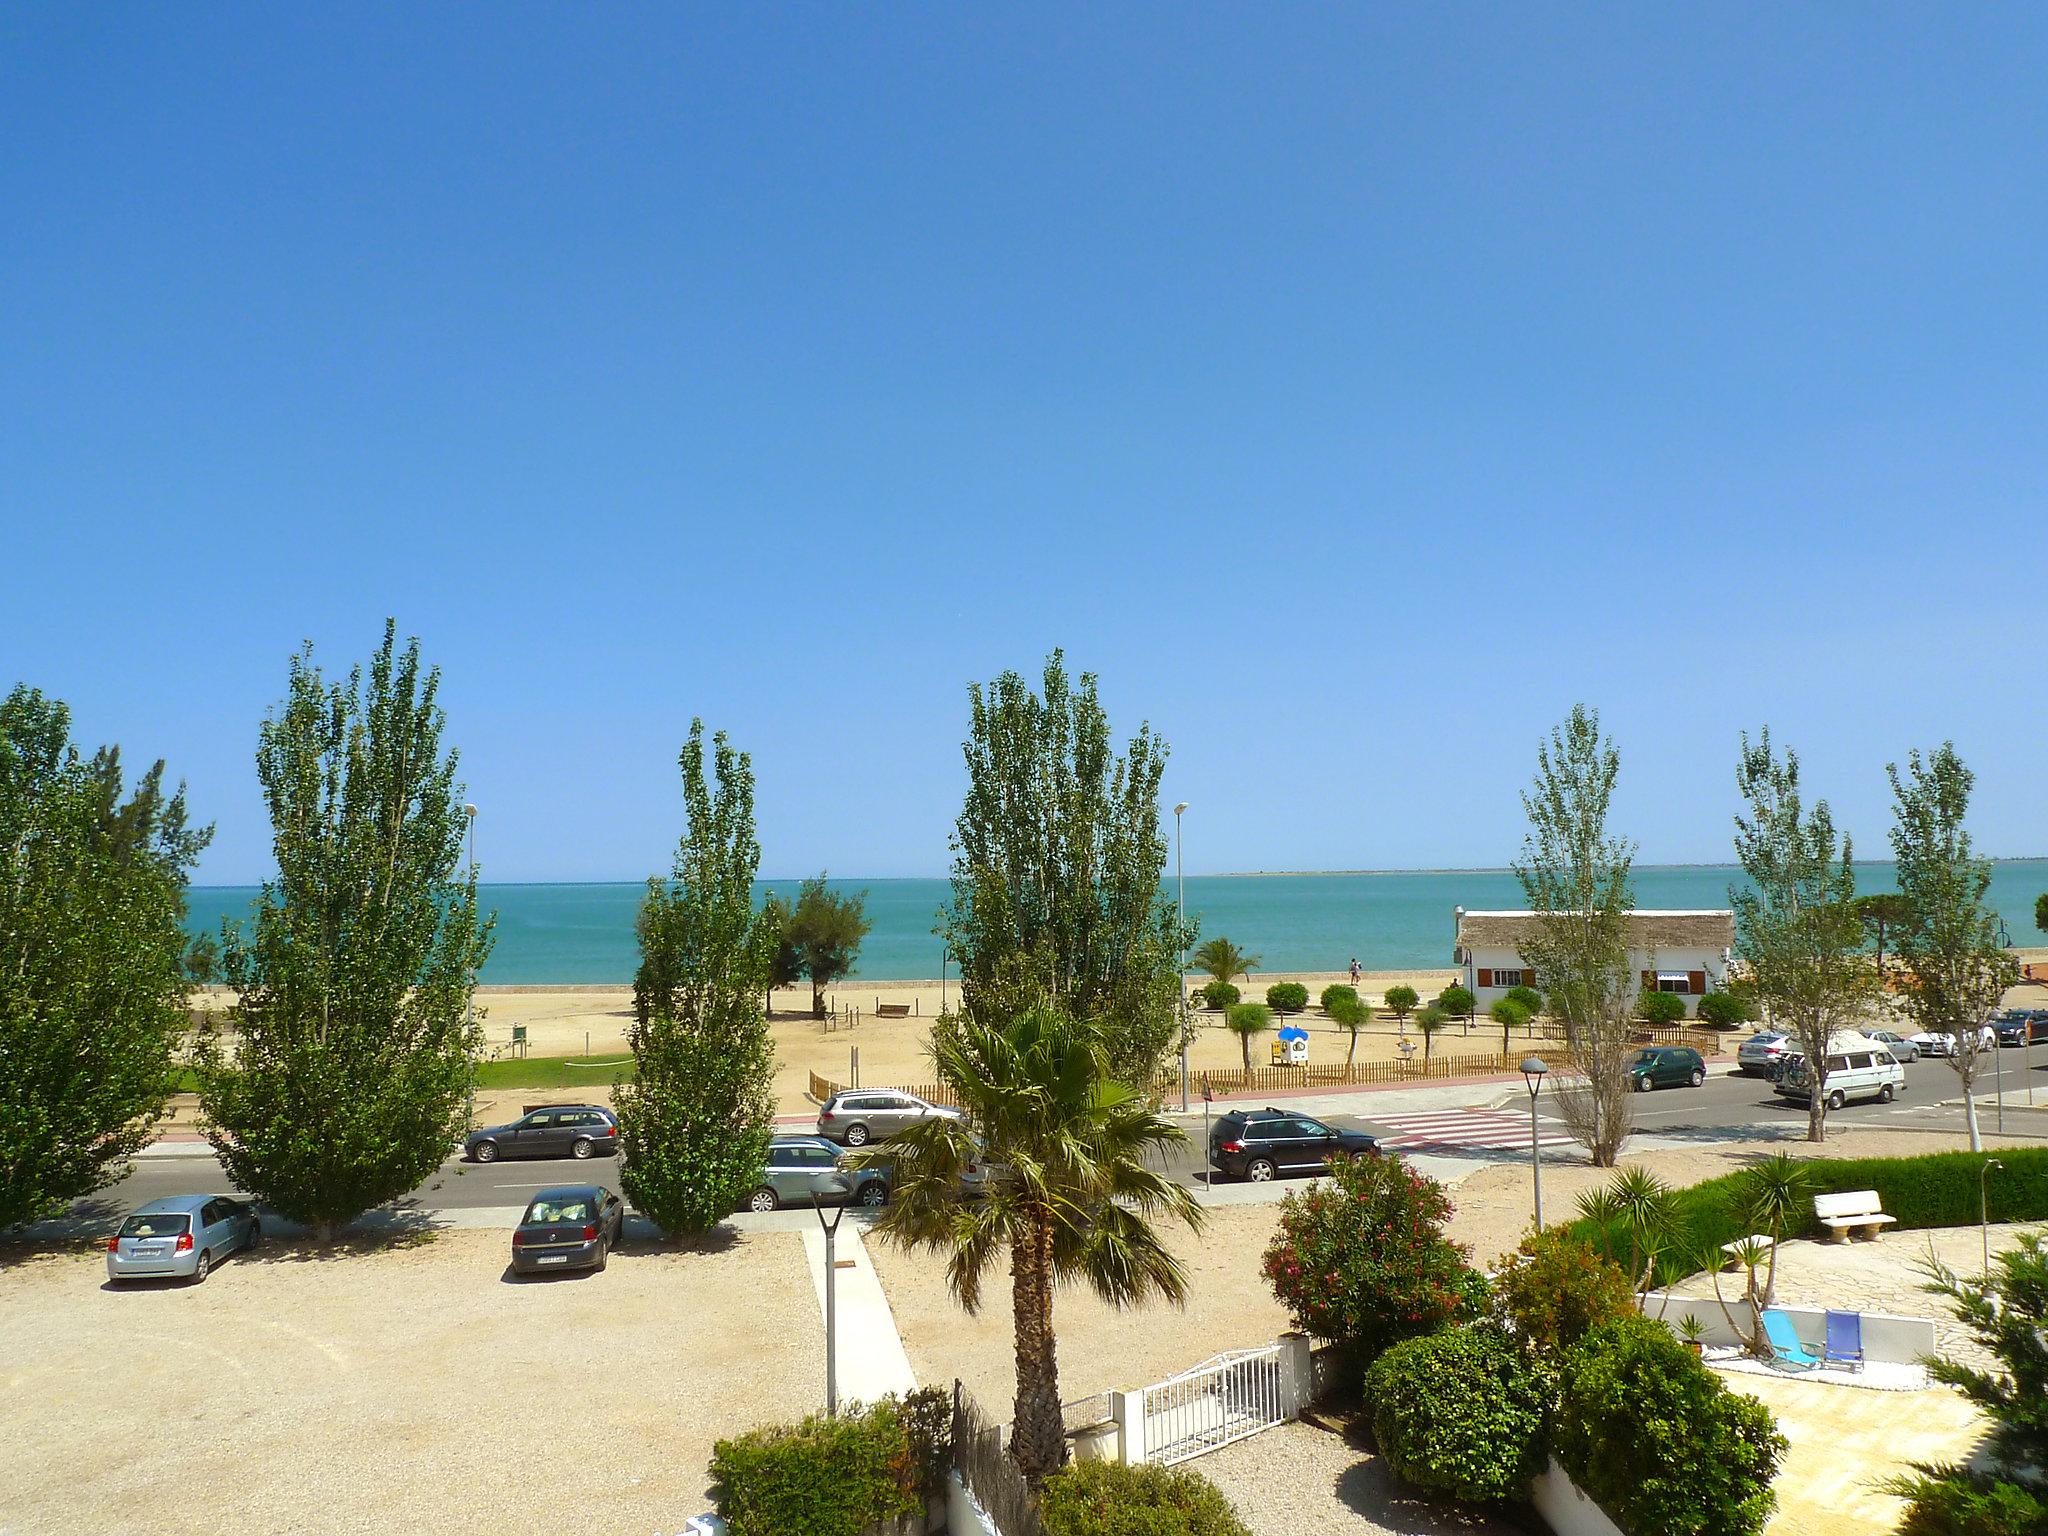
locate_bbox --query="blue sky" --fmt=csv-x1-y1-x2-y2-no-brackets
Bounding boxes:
4,7,2042,883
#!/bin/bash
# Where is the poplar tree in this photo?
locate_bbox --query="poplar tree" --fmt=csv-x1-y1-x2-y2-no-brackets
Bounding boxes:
615,721,776,1237
1513,705,1636,1167
1888,743,2015,1153
942,653,1188,1089
1731,731,1880,1144
196,625,492,1241
0,687,210,1229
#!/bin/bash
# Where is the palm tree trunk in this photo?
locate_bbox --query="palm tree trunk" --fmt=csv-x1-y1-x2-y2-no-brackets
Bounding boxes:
1009,1208,1067,1483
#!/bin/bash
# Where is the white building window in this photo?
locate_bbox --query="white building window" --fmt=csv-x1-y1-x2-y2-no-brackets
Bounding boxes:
1654,972,1692,995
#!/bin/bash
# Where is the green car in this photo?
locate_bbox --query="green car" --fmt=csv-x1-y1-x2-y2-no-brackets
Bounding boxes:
1630,1046,1706,1091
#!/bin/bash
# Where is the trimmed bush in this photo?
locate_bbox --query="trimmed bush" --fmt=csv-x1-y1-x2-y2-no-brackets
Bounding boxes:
1437,984,1476,1018
1695,991,1754,1028
1265,981,1309,1013
1503,984,1545,1016
1489,997,1530,1031
709,1398,923,1536
1262,1148,1476,1363
1640,989,1689,1026
1490,1228,1635,1357
1225,1002,1274,1069
1383,984,1419,1020
1039,1458,1253,1536
1365,1323,1552,1503
1320,983,1360,1012
1889,1474,2048,1536
1197,979,1240,1012
1555,1316,1786,1536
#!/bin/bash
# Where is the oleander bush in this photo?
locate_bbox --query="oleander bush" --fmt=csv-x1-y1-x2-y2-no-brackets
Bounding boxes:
1490,1227,1636,1358
1365,1322,1553,1504
1503,984,1545,1016
1265,981,1309,1013
1197,979,1240,1012
1695,991,1755,1028
1038,1459,1253,1536
1554,1316,1786,1536
1320,983,1360,1012
1437,985,1476,1018
710,1395,932,1536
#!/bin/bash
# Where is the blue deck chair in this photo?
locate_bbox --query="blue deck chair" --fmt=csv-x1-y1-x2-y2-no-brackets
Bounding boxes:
1824,1309,1864,1371
1761,1309,1823,1371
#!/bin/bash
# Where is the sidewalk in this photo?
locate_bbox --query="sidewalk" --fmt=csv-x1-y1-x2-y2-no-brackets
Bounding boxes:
800,1221,918,1402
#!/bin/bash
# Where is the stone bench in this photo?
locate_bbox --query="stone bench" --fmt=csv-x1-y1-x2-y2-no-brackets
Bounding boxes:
1814,1189,1897,1241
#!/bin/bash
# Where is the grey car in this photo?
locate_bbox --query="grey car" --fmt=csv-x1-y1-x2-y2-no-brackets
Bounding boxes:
815,1089,959,1147
107,1195,259,1284
466,1104,619,1163
510,1185,625,1275
744,1136,888,1213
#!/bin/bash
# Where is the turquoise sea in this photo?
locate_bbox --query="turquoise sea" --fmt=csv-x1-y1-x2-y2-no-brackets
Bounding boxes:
184,861,2048,984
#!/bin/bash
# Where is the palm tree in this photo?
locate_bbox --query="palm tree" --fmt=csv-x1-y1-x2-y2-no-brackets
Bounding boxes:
1193,936,1260,987
1226,1002,1274,1071
856,1006,1203,1483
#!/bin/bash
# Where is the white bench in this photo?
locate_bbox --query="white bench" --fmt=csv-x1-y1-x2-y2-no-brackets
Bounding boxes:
1814,1190,1897,1242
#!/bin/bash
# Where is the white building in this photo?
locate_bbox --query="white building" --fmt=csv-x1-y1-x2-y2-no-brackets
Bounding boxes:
1453,908,1737,1019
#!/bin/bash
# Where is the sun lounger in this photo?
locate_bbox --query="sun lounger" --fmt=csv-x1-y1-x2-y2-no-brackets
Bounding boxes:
1824,1310,1864,1371
1761,1309,1823,1371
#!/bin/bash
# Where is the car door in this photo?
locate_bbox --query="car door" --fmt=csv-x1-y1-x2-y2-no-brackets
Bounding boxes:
506,1111,550,1158
200,1199,235,1257
1291,1116,1343,1167
872,1094,914,1138
1270,1117,1326,1169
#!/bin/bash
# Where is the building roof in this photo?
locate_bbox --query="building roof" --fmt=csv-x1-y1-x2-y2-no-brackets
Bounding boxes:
1456,908,1736,952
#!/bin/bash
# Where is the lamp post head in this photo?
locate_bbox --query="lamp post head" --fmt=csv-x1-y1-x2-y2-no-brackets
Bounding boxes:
464,804,477,819
1521,1056,1549,1096
1174,801,1189,816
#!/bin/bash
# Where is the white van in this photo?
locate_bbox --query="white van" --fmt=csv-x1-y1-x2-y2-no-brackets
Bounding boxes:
1775,1045,1905,1109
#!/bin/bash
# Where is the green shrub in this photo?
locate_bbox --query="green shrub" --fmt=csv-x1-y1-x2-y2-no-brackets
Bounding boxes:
1365,1323,1552,1503
1695,991,1754,1028
1557,1316,1785,1536
1566,1148,2048,1286
1320,983,1360,1012
1197,979,1240,1012
1437,985,1476,1018
1491,1228,1636,1357
1225,1002,1274,1069
1383,984,1419,1020
1265,982,1309,1013
1639,989,1689,1026
1039,1458,1252,1536
1890,1471,2048,1535
1261,1147,1475,1363
1489,997,1531,1031
710,1398,922,1536
1503,984,1545,1015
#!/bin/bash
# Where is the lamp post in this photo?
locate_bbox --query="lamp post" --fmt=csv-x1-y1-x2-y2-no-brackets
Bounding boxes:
1981,1157,2003,1278
1522,1056,1549,1230
1175,801,1190,1113
812,1191,846,1415
463,803,478,1129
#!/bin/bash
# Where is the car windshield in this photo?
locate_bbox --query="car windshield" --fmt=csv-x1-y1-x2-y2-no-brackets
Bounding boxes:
523,1198,593,1225
1634,1050,1659,1064
119,1213,190,1238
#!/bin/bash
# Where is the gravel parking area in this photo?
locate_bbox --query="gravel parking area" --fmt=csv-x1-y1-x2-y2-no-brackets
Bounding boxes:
1201,1419,1523,1536
0,1226,820,1534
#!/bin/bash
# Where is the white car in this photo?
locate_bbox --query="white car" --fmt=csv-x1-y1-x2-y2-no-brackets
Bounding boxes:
1908,1026,1997,1058
1737,1031,1796,1076
1776,1046,1905,1109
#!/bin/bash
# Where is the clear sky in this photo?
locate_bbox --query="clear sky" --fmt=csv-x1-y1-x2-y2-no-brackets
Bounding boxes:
4,7,2042,884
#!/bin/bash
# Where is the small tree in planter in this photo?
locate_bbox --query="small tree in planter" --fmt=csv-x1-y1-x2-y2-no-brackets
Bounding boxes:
1320,983,1359,1013
1226,1002,1273,1072
1490,996,1530,1054
1417,1004,1448,1061
1438,985,1476,1034
1197,979,1240,1013
1383,984,1419,1029
1264,981,1309,1014
1504,983,1545,1018
1329,995,1371,1067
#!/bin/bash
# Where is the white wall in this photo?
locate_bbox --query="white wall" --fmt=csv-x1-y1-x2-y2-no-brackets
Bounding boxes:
1531,1457,1627,1536
946,1471,1002,1536
1642,1291,1937,1364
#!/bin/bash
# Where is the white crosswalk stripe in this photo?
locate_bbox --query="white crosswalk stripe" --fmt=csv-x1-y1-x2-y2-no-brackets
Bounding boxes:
1373,1108,1575,1151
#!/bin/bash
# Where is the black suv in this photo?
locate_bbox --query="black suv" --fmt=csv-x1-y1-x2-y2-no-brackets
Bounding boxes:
1208,1108,1377,1183
1995,1010,2048,1046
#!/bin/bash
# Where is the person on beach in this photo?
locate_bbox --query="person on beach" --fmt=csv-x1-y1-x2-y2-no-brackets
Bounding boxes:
1349,957,1361,987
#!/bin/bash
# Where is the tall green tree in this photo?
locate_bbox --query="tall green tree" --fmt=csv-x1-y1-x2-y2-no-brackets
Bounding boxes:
0,687,210,1230
196,626,492,1241
2035,891,2047,938
1731,731,1881,1144
1888,743,2016,1153
614,721,777,1237
855,1006,1200,1484
759,890,803,1013
788,874,872,1018
942,653,1188,1088
1513,705,1638,1167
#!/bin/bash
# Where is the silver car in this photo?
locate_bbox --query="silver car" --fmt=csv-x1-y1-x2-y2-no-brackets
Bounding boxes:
1737,1031,1794,1076
744,1136,886,1213
815,1089,959,1147
1864,1029,1918,1062
107,1196,259,1284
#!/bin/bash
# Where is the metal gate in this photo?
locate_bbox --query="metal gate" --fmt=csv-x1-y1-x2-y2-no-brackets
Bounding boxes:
1140,1343,1287,1466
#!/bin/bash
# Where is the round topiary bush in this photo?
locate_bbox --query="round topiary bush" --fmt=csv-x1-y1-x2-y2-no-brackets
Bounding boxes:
1320,983,1360,1013
1198,979,1240,1012
1265,981,1309,1013
1489,997,1530,1032
1437,985,1476,1018
1039,1458,1252,1536
1503,984,1545,1016
1365,1322,1552,1504
1640,990,1689,1027
1696,991,1754,1029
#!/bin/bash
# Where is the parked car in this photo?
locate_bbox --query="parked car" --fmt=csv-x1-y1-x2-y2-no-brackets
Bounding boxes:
106,1195,259,1285
1994,1011,2048,1047
1629,1046,1706,1091
1774,1047,1905,1109
743,1136,890,1213
510,1185,625,1275
1907,1025,1998,1057
1207,1108,1376,1183
1862,1029,1918,1062
815,1089,960,1147
465,1104,618,1163
1737,1031,1796,1077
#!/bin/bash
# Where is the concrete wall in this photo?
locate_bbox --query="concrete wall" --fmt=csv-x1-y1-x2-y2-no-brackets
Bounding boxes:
946,1471,1002,1536
1642,1291,1937,1364
1531,1457,1627,1536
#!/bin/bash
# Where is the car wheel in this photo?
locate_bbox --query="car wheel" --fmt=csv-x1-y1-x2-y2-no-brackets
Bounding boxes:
1879,1084,1895,1103
858,1182,888,1208
1689,1068,1705,1087
1246,1158,1276,1183
748,1187,778,1213
474,1140,499,1164
843,1124,870,1147
1635,1074,1653,1092
571,1137,594,1160
245,1219,261,1252
1827,1090,1846,1111
192,1249,211,1285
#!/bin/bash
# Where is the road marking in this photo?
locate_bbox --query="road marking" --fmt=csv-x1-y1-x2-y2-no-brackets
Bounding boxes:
1373,1109,1575,1152
492,1182,571,1188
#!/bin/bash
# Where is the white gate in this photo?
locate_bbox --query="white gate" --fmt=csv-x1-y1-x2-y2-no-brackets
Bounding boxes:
1139,1344,1287,1466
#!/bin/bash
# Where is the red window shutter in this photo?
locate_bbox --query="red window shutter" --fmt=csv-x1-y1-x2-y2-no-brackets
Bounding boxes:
1524,970,1536,989
1688,971,1706,995
1477,969,1493,988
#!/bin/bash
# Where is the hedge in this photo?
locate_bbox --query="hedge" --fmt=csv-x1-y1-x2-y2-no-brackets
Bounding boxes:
1640,990,1688,1026
709,1390,947,1536
1566,1147,2048,1286
1039,1459,1252,1536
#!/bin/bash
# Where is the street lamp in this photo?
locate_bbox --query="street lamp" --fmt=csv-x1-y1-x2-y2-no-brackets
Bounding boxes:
1521,1056,1549,1230
812,1190,847,1415
1981,1157,2003,1277
464,803,479,1128
1175,802,1190,1113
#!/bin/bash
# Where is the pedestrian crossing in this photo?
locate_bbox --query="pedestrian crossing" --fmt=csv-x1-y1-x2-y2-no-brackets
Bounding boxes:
1373,1107,1575,1153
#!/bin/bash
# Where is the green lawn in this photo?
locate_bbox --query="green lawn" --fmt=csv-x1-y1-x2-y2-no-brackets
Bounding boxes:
168,1055,638,1095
